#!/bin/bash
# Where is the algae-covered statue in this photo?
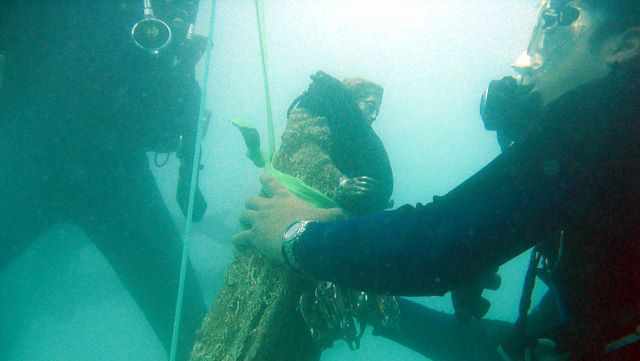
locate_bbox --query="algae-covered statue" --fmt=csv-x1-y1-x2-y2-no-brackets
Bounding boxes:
275,72,393,215
190,71,396,361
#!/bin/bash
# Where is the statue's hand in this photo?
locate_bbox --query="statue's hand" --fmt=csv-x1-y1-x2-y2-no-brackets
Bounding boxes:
338,175,382,199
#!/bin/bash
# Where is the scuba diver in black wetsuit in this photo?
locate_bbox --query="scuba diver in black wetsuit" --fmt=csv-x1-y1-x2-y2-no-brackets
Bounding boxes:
0,1,207,359
234,1,640,360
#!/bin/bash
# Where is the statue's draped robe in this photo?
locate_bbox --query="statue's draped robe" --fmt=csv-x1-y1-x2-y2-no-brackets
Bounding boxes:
190,107,393,361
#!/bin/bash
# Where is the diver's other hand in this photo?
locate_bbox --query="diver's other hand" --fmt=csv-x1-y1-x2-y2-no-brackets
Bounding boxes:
480,76,542,150
177,174,208,222
338,175,381,199
233,173,347,264
386,199,394,209
451,269,501,322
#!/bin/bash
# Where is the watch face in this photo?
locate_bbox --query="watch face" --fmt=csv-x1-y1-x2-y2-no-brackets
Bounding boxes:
284,221,302,240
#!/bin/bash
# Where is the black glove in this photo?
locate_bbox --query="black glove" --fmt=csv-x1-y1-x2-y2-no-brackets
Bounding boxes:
451,269,502,322
176,160,207,222
298,71,358,120
480,76,542,151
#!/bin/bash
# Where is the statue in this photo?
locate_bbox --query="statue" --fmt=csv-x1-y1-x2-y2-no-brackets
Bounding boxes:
190,71,395,361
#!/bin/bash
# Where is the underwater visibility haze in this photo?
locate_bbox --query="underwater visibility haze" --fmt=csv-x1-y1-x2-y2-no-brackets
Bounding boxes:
0,1,547,361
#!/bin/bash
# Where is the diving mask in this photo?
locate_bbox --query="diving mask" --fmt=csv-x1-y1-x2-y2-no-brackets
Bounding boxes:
514,1,589,79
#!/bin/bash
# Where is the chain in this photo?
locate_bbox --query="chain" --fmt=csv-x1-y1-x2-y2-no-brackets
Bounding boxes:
299,281,400,350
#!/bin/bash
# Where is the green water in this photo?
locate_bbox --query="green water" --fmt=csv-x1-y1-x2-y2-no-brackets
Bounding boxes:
0,1,549,361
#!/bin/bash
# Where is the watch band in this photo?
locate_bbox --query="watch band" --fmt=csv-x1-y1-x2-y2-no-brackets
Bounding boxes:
281,220,310,271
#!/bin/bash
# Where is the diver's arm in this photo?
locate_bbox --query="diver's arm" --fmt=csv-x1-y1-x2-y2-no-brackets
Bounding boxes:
292,180,566,295
290,100,578,295
236,109,573,295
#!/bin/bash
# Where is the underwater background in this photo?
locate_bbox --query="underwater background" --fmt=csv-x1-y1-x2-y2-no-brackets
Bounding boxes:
0,1,549,360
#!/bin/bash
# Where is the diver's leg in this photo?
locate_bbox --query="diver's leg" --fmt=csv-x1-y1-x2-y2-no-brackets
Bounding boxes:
0,178,48,270
0,210,49,271
76,157,206,361
0,197,52,358
373,298,512,361
0,139,57,359
0,147,52,270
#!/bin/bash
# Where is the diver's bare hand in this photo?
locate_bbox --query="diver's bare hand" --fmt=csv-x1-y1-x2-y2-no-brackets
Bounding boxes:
233,173,347,264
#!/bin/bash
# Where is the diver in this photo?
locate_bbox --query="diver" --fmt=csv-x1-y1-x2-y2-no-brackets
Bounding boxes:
234,1,640,360
204,72,396,360
0,1,207,360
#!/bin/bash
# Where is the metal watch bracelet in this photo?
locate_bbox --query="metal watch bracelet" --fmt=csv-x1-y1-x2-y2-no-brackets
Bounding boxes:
281,220,311,271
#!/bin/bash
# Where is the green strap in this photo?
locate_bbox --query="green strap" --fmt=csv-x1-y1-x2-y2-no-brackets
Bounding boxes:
231,119,267,167
250,0,340,210
265,163,342,209
255,0,275,160
232,119,341,209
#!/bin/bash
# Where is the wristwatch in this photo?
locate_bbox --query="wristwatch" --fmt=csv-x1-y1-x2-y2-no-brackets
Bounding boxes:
281,220,310,271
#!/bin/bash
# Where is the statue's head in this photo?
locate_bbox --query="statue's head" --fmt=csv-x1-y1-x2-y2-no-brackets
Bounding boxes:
343,78,384,125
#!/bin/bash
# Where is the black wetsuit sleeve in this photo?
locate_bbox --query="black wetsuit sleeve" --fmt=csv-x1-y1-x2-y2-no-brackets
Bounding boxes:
293,117,573,295
294,182,566,296
294,82,610,295
292,72,640,296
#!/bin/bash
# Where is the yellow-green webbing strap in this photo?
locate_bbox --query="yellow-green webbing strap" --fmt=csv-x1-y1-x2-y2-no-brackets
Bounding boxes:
255,0,275,160
231,119,341,209
265,163,342,209
252,0,340,210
